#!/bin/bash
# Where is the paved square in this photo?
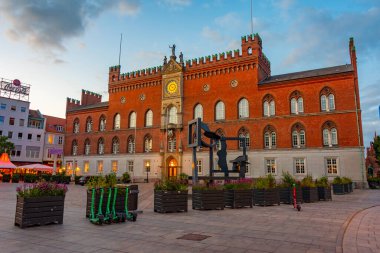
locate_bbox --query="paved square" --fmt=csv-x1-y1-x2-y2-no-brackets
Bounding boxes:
0,183,379,253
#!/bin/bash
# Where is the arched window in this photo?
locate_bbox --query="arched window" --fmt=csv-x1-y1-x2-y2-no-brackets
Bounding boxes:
215,101,225,121
114,113,121,130
168,130,176,152
73,118,79,134
238,98,249,118
168,106,177,124
72,140,78,155
320,87,336,112
129,112,136,128
263,94,275,117
145,110,153,127
290,91,304,114
127,135,135,154
84,139,90,155
322,121,338,147
194,104,203,120
112,137,119,154
98,138,104,155
85,117,92,133
99,115,106,132
238,127,250,149
264,125,276,149
144,135,152,153
291,123,306,148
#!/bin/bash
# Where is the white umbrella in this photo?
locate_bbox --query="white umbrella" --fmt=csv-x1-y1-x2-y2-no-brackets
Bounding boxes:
18,163,54,172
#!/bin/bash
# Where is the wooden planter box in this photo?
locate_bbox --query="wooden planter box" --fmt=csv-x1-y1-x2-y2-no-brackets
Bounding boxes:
348,183,353,193
343,183,349,193
224,189,253,208
278,187,303,204
332,184,345,195
302,187,319,203
192,189,224,210
154,190,188,213
15,195,65,228
85,185,138,218
317,186,332,201
253,188,280,206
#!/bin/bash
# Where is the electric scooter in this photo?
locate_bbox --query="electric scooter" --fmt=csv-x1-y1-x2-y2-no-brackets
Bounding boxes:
293,183,301,211
89,188,105,224
118,187,137,222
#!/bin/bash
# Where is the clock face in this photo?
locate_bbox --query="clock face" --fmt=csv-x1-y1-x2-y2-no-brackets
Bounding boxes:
166,81,178,94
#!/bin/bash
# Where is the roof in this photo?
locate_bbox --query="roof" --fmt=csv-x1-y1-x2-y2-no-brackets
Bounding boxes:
259,64,354,85
67,101,109,113
28,109,44,119
43,115,66,133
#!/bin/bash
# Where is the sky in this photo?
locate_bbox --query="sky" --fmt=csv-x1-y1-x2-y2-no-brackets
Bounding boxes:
0,0,379,148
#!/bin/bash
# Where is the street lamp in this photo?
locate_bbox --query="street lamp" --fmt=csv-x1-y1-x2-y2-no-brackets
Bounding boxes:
145,161,150,183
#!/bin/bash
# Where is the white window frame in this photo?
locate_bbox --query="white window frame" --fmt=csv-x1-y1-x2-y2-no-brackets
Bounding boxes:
196,159,203,175
114,114,121,130
239,133,250,149
112,139,119,154
129,112,136,128
215,101,225,121
169,106,177,124
145,110,153,127
238,98,249,118
74,121,79,133
86,119,92,132
100,118,106,131
128,138,135,153
294,158,306,175
323,128,338,147
144,137,152,152
85,141,90,155
194,104,203,120
128,160,134,172
326,157,338,175
265,158,276,175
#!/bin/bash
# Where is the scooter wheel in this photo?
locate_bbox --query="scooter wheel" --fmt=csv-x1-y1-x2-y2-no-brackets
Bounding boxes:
132,213,137,222
297,205,301,211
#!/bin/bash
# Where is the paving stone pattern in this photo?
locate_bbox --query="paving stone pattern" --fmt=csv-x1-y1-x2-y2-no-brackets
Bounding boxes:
0,183,379,253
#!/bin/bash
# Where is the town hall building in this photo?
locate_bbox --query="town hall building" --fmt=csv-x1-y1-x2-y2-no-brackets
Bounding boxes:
64,34,366,186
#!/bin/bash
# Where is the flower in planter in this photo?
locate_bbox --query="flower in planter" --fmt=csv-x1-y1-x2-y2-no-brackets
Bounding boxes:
332,176,343,185
301,175,316,188
16,182,68,197
193,181,223,191
316,176,330,187
224,178,254,190
154,178,188,191
254,175,276,189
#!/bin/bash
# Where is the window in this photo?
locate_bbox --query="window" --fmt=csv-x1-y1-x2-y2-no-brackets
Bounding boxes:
48,134,53,144
197,159,203,175
326,158,338,174
11,145,22,157
0,116,4,124
320,87,335,112
84,161,89,173
263,94,275,116
238,127,250,149
112,160,118,173
84,139,90,155
168,106,177,124
294,158,306,174
26,146,40,158
73,119,79,133
291,123,306,148
194,104,203,120
114,113,121,130
0,103,6,110
18,132,23,140
56,125,63,132
9,117,15,125
264,125,276,149
215,101,225,121
238,98,249,118
265,159,276,174
72,140,78,155
98,138,104,155
97,160,103,174
11,105,16,111
28,134,32,140
112,137,119,154
86,117,93,133
58,136,63,145
145,110,153,127
322,121,338,147
128,136,135,153
128,160,134,172
144,135,152,152
8,131,13,139
99,116,106,131
129,112,136,128
21,107,26,112
19,119,25,127
37,135,41,141
290,91,304,114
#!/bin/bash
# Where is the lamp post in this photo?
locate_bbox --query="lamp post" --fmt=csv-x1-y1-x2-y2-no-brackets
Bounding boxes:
145,161,150,183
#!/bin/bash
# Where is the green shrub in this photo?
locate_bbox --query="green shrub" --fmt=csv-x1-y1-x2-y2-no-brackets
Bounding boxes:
24,174,38,183
254,175,277,190
154,178,188,191
301,175,316,187
224,178,253,190
40,174,52,182
11,173,20,183
105,173,117,187
121,172,131,183
2,174,11,182
86,175,107,189
341,177,352,184
332,176,342,185
281,171,296,187
316,176,329,187
179,173,189,180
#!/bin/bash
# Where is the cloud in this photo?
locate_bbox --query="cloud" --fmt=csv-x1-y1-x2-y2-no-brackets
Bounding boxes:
160,0,191,7
0,0,141,53
201,26,224,41
272,0,295,10
215,12,241,28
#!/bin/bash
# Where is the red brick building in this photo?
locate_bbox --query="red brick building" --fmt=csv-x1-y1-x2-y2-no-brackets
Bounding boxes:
365,133,380,178
64,34,366,185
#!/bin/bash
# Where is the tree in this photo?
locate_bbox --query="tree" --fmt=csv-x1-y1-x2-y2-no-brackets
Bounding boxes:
0,136,15,155
373,136,380,163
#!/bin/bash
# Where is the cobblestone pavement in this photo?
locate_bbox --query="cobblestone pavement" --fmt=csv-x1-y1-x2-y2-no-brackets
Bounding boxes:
0,183,379,253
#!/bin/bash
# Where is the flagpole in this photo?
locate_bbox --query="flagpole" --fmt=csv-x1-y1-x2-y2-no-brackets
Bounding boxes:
118,33,122,66
250,0,253,34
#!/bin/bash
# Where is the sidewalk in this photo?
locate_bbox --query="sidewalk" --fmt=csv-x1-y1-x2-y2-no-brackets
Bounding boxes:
0,183,379,253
